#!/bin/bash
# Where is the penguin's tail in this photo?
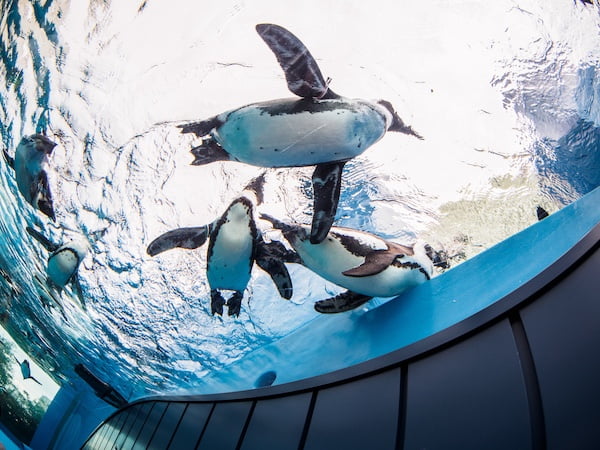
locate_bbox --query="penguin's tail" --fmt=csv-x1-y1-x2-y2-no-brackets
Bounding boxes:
178,117,221,137
243,172,267,206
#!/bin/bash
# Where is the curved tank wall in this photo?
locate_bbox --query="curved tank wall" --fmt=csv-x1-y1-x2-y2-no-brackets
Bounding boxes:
159,185,600,395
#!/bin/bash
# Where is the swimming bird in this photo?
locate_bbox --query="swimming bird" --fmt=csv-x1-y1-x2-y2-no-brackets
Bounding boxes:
262,214,447,313
3,134,57,220
26,226,88,310
179,23,422,244
14,357,42,385
147,174,295,317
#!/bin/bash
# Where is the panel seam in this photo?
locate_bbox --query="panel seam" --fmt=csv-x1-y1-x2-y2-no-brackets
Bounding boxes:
235,400,257,450
297,390,318,450
510,313,547,450
396,365,408,450
194,403,216,450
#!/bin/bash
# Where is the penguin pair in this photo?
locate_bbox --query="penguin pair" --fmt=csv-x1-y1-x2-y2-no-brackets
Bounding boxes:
3,136,90,310
179,23,422,245
148,199,447,315
147,174,295,317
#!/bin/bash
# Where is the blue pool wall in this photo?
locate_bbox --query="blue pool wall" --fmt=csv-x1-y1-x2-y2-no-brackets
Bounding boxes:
187,185,600,394
81,187,600,450
29,386,115,450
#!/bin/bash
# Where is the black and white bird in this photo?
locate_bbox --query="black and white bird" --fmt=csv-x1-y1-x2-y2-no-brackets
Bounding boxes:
179,23,422,244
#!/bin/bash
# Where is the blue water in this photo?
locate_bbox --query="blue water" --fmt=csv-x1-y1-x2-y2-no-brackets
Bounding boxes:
0,0,599,419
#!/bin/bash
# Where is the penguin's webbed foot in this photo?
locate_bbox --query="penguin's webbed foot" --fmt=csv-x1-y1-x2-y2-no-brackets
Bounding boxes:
190,139,231,166
210,290,226,316
226,292,243,317
314,290,372,314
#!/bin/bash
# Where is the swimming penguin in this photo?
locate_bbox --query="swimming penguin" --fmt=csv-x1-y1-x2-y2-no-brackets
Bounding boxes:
14,357,42,385
147,174,295,317
262,214,447,313
3,134,57,220
26,226,88,310
179,24,422,245
74,363,128,408
536,206,549,221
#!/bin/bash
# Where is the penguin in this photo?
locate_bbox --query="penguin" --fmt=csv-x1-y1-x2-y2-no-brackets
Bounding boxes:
261,214,447,313
3,134,57,220
536,206,549,221
74,363,128,408
147,174,295,317
26,226,88,310
179,23,422,245
14,357,42,385
0,267,22,297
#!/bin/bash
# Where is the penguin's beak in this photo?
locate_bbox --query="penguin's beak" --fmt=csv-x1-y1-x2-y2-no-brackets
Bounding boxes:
32,134,58,155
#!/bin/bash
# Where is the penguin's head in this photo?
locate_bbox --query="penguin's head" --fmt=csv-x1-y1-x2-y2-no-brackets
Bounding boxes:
226,197,254,224
64,237,90,262
376,100,423,139
260,214,307,246
423,243,450,270
24,134,57,155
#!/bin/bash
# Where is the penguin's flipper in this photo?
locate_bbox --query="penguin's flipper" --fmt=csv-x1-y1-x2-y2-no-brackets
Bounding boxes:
342,250,399,277
147,224,213,256
26,226,59,252
256,238,301,264
310,161,346,244
33,171,56,221
3,149,14,169
190,139,232,166
255,240,297,299
28,375,42,386
314,290,372,314
256,23,337,99
71,276,87,311
178,116,223,137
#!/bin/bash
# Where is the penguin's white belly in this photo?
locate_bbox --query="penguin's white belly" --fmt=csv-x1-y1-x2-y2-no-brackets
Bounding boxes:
207,222,254,291
293,238,427,298
214,99,387,167
47,250,78,287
